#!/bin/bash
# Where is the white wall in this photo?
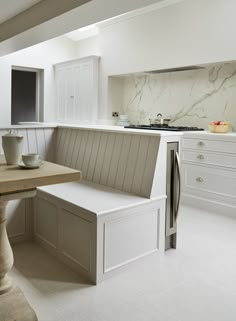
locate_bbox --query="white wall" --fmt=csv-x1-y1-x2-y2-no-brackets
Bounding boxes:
3,0,236,125
0,36,76,125
76,36,100,58
93,0,236,122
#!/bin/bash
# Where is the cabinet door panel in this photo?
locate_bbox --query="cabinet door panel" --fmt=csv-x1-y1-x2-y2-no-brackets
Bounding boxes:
66,67,76,121
56,68,67,121
55,57,98,124
183,164,236,198
75,62,93,122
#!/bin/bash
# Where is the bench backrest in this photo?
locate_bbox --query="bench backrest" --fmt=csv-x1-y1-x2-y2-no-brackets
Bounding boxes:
56,127,160,198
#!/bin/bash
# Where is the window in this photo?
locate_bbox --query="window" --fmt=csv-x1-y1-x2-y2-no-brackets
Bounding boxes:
11,67,43,124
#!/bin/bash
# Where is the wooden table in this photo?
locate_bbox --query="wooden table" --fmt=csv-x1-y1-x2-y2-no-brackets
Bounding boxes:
0,156,80,321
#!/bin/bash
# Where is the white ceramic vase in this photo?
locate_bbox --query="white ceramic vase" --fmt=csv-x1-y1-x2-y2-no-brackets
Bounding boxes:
2,131,24,165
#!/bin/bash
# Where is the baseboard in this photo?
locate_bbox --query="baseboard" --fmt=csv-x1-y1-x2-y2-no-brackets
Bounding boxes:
181,194,236,218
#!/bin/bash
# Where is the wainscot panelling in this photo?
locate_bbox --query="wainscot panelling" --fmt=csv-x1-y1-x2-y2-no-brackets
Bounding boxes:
56,128,160,197
0,127,56,162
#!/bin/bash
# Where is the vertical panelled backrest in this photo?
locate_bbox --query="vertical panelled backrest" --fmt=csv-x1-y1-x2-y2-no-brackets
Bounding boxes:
56,128,160,198
0,127,56,162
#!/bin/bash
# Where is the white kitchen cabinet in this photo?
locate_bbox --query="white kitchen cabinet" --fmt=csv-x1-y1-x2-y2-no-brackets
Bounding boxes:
54,56,99,124
181,132,236,216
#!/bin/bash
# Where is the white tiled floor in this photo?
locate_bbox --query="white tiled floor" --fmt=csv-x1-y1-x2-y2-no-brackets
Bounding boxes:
10,205,236,321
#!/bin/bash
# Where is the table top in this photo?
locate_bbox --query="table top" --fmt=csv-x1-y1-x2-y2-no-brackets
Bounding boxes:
0,156,81,194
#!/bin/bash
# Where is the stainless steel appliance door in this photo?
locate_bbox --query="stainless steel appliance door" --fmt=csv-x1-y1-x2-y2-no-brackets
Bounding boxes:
165,142,181,238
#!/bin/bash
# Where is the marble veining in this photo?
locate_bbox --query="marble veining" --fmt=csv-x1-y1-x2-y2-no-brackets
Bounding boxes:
122,62,236,130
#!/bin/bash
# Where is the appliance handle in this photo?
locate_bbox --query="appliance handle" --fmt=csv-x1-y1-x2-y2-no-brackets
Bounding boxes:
175,151,181,220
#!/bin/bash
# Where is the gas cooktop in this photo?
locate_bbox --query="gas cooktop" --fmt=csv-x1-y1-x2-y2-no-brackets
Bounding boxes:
124,125,204,132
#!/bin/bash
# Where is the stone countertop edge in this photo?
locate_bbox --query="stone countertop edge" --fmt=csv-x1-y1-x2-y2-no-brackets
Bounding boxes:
56,124,184,137
0,123,58,129
183,131,236,138
3,123,236,137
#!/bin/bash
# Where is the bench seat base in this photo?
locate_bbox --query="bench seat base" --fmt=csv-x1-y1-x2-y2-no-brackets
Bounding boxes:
34,181,166,283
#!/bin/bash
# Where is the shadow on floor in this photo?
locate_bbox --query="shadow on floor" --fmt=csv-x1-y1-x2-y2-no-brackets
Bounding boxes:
12,241,93,294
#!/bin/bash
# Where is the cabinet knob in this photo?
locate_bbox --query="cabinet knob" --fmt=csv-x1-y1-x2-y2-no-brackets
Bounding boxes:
197,154,205,159
198,141,205,146
196,177,204,182
70,95,74,98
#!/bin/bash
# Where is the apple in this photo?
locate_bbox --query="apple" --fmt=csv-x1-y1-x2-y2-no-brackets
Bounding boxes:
209,121,229,126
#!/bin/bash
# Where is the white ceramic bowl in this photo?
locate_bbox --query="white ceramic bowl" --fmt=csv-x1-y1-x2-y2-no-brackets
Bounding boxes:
119,115,128,120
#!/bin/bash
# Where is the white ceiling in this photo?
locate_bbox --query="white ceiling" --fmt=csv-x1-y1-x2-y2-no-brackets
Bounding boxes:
0,0,179,57
0,0,42,24
66,25,99,42
64,0,181,42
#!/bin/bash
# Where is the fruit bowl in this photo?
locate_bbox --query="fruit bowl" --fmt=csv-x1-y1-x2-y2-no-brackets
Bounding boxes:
208,121,230,133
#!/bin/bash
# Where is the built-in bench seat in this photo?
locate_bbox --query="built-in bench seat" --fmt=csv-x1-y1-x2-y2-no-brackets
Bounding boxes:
38,180,150,216
33,126,180,283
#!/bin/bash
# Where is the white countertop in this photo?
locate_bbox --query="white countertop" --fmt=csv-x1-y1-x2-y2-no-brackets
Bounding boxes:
57,124,183,137
0,123,57,129
183,131,236,140
1,123,235,138
0,123,182,136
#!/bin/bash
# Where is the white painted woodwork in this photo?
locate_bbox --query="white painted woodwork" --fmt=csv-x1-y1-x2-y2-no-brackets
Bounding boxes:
34,127,182,282
182,150,236,169
183,164,236,201
34,197,58,249
1,125,181,283
35,186,164,283
182,137,236,154
56,128,160,198
181,133,236,216
60,208,92,272
6,200,26,238
104,209,159,272
38,181,150,215
23,125,180,283
55,56,99,124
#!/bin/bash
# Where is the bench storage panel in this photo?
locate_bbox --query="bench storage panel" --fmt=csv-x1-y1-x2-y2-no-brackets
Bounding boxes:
35,183,164,283
59,207,93,274
103,208,159,273
34,196,58,250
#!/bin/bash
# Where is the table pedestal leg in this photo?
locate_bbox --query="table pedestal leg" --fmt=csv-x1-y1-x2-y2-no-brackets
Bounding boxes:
0,191,38,321
0,200,14,294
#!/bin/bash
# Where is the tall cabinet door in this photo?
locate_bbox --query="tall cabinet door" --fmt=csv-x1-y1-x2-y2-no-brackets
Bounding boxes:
74,62,93,122
56,67,67,121
55,56,99,124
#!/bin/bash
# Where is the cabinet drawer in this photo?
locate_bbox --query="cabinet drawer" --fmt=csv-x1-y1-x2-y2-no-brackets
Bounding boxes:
182,138,236,154
182,164,236,198
182,150,236,168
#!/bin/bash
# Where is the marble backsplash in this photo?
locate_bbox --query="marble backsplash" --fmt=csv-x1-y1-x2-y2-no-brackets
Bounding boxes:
122,62,236,131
